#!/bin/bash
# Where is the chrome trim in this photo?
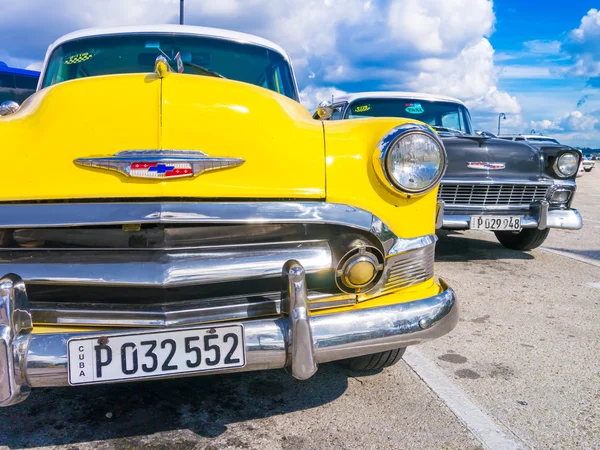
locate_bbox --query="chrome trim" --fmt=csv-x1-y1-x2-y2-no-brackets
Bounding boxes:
466,162,506,170
546,183,575,205
538,201,549,230
0,101,19,116
316,100,333,120
441,178,559,186
0,274,32,407
0,273,457,401
74,150,244,180
436,201,444,230
375,123,447,195
379,244,435,295
441,207,583,230
1,241,332,287
0,202,374,230
284,261,317,380
30,291,357,328
438,183,550,207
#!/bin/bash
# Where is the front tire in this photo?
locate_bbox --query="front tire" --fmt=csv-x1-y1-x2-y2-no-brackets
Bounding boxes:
494,228,550,250
338,348,406,371
584,167,592,172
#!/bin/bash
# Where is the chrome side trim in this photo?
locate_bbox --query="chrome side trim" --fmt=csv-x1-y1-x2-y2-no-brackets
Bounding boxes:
8,277,457,396
0,274,32,407
284,261,317,380
1,241,332,287
0,202,374,230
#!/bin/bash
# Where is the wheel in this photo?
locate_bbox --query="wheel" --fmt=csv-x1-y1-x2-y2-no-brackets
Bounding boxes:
338,347,406,371
584,168,592,172
494,228,550,250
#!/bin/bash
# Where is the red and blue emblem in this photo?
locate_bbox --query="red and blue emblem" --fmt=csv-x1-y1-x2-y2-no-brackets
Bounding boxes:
129,162,193,178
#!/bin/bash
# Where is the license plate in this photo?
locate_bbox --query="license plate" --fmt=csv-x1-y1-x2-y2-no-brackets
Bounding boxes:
67,325,245,385
470,216,522,231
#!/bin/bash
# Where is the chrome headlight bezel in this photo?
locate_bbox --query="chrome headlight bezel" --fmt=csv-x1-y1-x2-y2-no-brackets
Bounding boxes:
375,123,447,195
552,151,580,178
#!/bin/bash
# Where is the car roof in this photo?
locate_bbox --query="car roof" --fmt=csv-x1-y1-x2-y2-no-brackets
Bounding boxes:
38,25,294,92
332,91,467,107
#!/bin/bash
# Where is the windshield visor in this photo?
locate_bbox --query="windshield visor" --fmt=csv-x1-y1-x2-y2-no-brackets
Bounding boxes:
42,33,297,100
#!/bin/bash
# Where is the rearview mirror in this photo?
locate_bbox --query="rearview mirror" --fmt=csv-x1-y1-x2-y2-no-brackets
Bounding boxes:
0,101,19,116
316,100,333,120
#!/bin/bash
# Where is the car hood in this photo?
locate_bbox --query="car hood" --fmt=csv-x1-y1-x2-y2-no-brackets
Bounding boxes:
441,136,544,181
0,73,325,202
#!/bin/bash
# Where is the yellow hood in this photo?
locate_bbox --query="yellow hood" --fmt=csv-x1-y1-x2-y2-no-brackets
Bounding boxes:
0,73,325,201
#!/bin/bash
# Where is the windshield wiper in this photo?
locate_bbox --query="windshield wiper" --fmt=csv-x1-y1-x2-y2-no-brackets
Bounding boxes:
432,126,465,135
182,62,225,79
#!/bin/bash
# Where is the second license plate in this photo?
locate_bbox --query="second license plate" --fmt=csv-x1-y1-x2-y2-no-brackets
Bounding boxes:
470,215,522,231
68,324,245,385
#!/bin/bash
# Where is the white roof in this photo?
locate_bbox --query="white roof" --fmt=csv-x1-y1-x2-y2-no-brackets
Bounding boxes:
333,91,467,107
38,24,292,89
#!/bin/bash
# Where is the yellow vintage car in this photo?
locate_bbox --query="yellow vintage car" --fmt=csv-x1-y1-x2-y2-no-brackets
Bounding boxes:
0,25,457,406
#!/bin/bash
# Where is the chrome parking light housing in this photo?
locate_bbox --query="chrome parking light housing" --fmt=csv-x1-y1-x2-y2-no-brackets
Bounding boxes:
375,123,447,195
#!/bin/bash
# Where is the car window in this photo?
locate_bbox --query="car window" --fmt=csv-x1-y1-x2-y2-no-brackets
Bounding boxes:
441,110,462,130
516,137,525,141
344,98,473,134
42,33,298,100
330,104,345,120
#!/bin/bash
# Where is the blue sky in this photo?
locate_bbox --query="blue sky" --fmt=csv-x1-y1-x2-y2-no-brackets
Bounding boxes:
1,0,599,147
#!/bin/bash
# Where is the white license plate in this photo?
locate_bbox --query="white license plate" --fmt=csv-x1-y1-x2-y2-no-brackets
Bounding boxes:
68,325,245,385
470,215,522,231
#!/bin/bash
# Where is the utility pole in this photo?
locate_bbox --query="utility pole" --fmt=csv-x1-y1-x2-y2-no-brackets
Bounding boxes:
180,0,184,25
497,112,506,135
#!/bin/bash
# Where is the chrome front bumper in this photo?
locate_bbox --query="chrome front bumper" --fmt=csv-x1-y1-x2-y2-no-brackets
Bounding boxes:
0,267,458,407
436,201,583,231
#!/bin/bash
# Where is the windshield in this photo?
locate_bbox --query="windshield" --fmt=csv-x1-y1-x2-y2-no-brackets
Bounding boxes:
527,137,560,144
344,98,473,134
42,34,297,100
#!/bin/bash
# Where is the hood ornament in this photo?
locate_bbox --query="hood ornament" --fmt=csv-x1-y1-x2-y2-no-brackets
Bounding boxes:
75,150,244,179
467,161,506,170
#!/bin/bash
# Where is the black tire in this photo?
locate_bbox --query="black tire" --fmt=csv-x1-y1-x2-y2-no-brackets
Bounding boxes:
339,347,406,371
494,228,550,250
584,168,592,172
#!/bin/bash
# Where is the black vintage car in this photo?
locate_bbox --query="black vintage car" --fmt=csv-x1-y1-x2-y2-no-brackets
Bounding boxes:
316,92,583,250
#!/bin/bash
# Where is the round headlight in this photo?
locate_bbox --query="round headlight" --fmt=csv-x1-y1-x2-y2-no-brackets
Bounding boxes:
382,130,446,194
554,152,579,178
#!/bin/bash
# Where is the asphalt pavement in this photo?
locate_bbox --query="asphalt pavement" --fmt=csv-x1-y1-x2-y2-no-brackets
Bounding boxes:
1,172,599,450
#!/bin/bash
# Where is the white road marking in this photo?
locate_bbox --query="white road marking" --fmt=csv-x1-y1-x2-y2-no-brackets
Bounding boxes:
585,282,600,289
404,348,523,450
539,247,600,268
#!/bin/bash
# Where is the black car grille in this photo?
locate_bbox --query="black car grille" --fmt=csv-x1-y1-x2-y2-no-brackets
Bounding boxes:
438,184,550,206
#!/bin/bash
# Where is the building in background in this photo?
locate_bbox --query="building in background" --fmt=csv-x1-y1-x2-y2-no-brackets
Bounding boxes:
0,61,40,104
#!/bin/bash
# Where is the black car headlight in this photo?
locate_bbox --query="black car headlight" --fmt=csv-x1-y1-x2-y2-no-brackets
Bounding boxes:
553,152,579,178
375,123,447,195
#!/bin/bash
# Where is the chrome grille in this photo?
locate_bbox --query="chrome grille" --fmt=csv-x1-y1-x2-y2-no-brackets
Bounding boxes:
380,245,435,294
438,184,550,206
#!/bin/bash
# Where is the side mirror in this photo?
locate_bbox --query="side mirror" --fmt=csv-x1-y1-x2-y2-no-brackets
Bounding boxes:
0,101,19,116
316,100,334,120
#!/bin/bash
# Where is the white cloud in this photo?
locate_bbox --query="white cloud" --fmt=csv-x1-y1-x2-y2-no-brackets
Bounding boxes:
531,110,598,133
563,8,600,79
300,86,348,112
523,40,562,55
498,65,553,79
